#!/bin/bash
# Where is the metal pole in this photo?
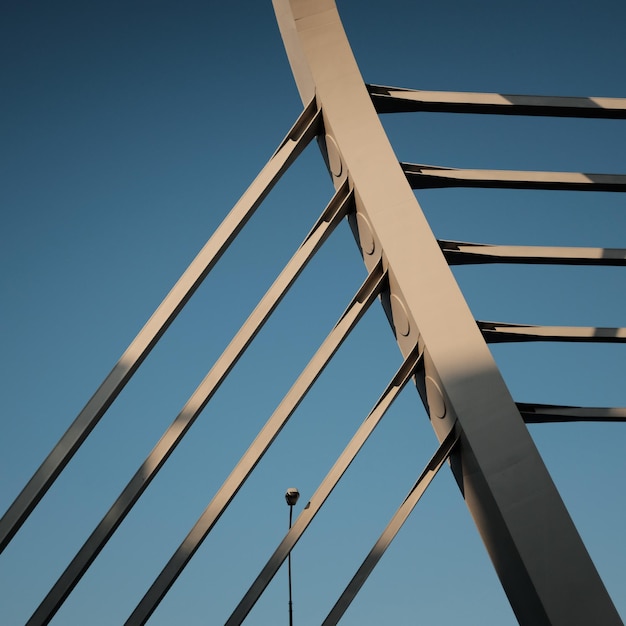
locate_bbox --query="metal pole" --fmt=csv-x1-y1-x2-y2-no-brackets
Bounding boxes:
284,488,299,626
288,505,293,626
225,349,422,625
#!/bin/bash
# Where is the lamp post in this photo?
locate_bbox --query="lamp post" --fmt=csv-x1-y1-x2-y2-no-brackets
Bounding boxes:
285,487,299,626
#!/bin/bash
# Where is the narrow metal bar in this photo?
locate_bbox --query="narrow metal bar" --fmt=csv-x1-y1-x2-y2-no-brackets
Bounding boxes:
440,240,626,267
225,346,423,626
518,403,626,423
322,428,459,626
125,263,387,626
369,84,626,119
403,162,626,191
0,100,321,554
26,184,351,626
287,504,295,626
479,322,626,344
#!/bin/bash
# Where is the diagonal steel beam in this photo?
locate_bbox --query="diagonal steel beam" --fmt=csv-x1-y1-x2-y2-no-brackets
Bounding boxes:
26,183,351,626
322,427,459,626
226,345,424,625
0,100,321,554
273,1,622,623
369,84,626,118
125,263,387,625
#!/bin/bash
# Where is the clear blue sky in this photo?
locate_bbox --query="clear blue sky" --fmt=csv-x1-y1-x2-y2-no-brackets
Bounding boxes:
1,1,625,624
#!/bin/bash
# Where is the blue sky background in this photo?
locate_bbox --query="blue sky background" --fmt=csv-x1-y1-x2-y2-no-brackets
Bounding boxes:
1,1,625,624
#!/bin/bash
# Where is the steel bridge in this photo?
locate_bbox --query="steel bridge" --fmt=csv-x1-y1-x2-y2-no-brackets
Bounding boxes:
2,1,625,624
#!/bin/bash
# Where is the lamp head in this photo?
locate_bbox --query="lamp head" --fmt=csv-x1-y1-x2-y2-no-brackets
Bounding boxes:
285,487,300,506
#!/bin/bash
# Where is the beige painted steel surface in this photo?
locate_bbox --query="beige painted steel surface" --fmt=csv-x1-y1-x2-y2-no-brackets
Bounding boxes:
441,240,626,266
369,84,626,118
403,162,626,191
478,322,626,343
273,0,621,623
518,404,626,423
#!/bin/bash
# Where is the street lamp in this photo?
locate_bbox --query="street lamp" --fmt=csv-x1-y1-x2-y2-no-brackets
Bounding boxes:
285,487,299,626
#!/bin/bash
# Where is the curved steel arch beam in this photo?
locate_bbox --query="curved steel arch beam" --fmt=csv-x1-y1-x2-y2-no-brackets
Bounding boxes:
273,1,621,624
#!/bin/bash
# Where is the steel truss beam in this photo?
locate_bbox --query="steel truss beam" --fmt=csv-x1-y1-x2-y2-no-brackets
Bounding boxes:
322,428,460,626
518,403,626,424
126,263,387,625
440,240,626,266
226,346,425,625
478,321,626,343
273,0,622,623
0,100,321,555
403,162,626,191
369,84,626,118
26,183,351,626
